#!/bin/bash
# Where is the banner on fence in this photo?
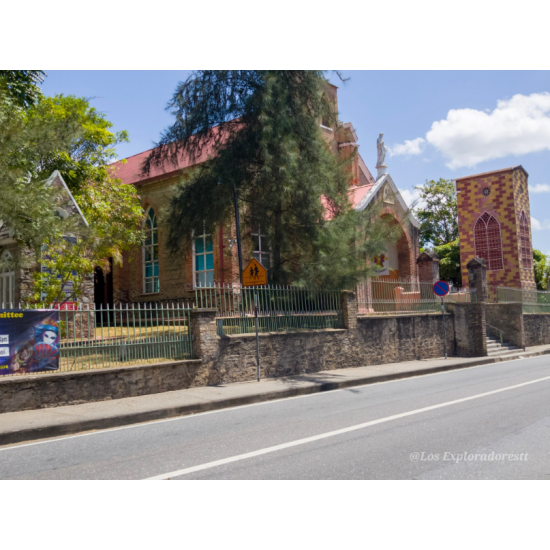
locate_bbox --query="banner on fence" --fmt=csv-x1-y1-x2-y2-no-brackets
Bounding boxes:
0,310,60,375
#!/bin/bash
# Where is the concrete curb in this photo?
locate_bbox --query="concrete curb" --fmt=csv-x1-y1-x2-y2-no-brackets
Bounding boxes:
2,348,550,446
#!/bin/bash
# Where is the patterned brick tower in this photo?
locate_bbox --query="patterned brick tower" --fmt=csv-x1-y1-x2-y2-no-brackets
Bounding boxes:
456,165,535,290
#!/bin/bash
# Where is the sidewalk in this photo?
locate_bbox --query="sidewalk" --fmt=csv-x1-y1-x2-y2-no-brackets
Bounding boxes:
2,344,550,446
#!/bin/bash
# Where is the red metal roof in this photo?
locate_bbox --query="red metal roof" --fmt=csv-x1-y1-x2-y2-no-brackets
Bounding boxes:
109,125,232,186
109,143,217,187
349,183,375,207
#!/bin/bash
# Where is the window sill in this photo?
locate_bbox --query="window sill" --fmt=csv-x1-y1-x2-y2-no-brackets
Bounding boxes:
139,292,161,297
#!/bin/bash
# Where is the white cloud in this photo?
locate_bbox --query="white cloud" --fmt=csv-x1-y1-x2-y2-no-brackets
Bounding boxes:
389,137,426,157
398,187,426,209
530,216,550,231
529,183,550,193
423,92,550,169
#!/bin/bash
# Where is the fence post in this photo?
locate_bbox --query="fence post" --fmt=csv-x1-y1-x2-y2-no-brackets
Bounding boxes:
467,257,488,302
417,251,440,284
189,308,219,361
341,290,357,330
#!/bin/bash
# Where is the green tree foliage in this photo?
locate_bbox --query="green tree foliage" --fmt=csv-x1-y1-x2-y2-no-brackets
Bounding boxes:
533,249,550,290
433,239,462,286
33,176,145,304
0,86,82,251
145,70,400,288
0,78,143,304
0,70,46,108
36,95,129,192
415,178,458,248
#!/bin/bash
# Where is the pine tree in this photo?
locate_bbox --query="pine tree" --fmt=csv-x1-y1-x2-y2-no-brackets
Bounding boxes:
145,70,400,288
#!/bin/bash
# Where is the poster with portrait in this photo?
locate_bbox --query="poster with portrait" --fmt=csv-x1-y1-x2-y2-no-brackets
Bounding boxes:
0,310,60,376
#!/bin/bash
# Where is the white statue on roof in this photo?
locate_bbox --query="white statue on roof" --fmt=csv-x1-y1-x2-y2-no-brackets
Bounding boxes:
376,133,387,179
376,133,387,167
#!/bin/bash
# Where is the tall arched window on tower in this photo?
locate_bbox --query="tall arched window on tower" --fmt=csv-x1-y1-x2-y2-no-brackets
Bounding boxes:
143,208,159,293
519,211,532,270
474,212,504,271
0,250,15,305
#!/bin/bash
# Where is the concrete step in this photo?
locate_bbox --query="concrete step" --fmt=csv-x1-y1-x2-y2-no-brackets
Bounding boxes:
487,347,519,357
487,342,516,351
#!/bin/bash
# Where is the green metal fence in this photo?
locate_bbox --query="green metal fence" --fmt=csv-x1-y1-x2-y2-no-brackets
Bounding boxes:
356,278,476,315
495,286,550,313
194,284,343,336
1,302,194,376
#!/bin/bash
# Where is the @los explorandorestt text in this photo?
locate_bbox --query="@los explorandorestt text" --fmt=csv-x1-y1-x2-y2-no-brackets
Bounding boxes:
410,452,528,463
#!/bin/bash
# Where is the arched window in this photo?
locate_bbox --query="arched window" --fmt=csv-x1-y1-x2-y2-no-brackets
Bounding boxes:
474,212,504,271
0,250,15,305
519,211,532,270
143,208,159,293
193,227,214,287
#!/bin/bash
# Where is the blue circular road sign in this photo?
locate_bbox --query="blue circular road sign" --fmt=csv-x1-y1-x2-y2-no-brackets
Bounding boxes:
433,280,450,297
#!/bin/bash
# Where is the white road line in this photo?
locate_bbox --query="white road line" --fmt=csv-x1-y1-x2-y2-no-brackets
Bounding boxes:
0,354,543,452
145,373,550,480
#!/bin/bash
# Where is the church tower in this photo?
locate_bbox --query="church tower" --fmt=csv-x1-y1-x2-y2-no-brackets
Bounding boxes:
456,165,535,290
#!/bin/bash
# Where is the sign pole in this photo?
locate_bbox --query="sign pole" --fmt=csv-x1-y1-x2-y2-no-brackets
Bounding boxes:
433,280,450,360
242,259,267,382
233,182,244,286
441,297,448,360
254,290,260,381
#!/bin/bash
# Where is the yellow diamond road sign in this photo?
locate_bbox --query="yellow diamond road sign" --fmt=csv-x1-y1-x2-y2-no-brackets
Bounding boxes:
242,258,267,287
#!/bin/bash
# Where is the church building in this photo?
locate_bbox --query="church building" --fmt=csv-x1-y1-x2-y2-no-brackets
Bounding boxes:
106,84,420,305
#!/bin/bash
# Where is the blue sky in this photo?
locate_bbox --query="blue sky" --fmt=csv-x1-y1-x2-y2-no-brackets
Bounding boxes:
43,70,550,252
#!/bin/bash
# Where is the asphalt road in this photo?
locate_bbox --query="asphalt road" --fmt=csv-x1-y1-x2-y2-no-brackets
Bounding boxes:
2,355,550,480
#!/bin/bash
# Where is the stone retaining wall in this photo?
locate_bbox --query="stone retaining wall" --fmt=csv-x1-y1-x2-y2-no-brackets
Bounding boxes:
14,292,550,414
523,314,550,347
0,307,455,413
208,313,455,384
0,359,204,414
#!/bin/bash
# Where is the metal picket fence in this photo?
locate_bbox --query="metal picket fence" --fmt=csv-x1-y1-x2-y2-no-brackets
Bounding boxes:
1,301,194,376
356,278,476,315
493,286,550,313
194,284,343,336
